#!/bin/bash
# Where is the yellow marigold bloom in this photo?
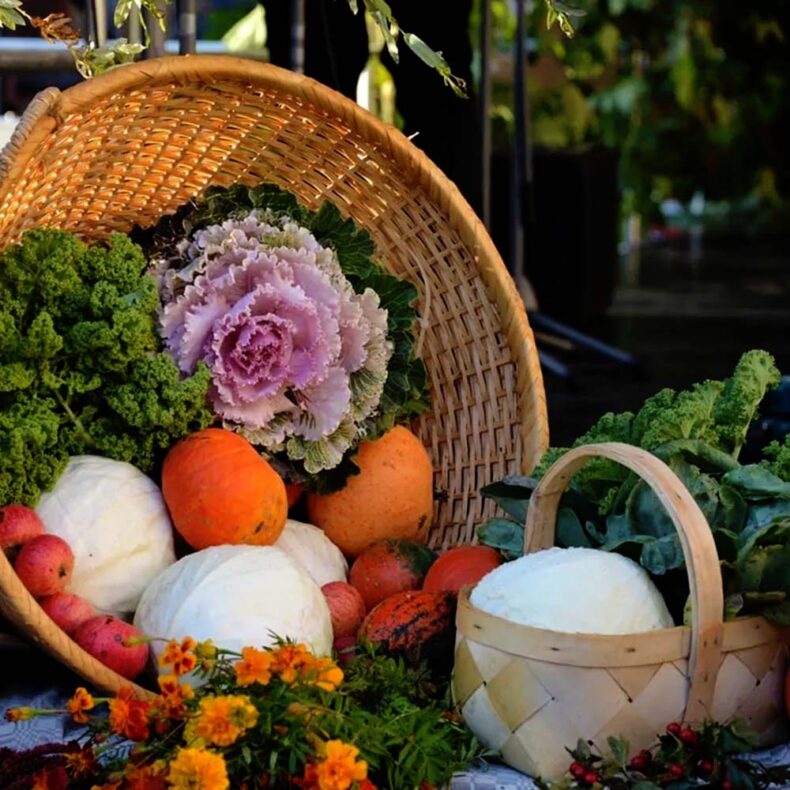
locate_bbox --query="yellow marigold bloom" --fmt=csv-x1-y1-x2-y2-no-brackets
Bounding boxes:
160,637,198,676
195,695,258,747
157,674,195,719
271,643,313,684
182,716,207,749
303,656,344,692
67,687,95,724
167,748,229,790
315,741,368,790
235,646,274,687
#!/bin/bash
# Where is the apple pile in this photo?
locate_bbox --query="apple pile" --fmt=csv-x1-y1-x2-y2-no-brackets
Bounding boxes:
1,504,148,680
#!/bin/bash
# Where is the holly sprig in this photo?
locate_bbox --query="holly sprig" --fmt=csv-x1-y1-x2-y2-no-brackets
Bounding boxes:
540,721,790,790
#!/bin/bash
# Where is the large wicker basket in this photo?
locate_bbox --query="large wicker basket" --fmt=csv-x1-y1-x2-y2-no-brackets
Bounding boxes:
0,56,547,695
453,443,790,780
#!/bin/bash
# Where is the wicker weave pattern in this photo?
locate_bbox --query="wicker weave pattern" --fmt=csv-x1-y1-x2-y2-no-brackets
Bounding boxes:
454,633,789,778
0,56,547,695
0,56,548,549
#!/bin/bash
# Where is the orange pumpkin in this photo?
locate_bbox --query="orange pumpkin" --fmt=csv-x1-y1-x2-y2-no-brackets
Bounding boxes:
306,426,434,557
162,428,287,549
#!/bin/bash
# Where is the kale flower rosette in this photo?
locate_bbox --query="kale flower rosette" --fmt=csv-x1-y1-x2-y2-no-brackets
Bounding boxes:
143,184,429,490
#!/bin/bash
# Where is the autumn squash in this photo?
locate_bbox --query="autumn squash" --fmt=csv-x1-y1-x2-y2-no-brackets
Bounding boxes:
162,428,287,549
422,545,502,593
349,540,436,611
358,590,456,673
307,426,434,557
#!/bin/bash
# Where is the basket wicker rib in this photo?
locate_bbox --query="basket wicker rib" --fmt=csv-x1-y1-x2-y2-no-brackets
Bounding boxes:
0,55,547,694
454,443,790,779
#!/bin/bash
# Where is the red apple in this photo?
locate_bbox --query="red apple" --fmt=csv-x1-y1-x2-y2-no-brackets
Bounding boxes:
14,535,74,597
72,616,149,680
334,635,357,665
39,593,95,635
0,505,45,551
322,581,366,639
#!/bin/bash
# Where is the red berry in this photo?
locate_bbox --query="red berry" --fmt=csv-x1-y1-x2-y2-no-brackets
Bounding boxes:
668,763,684,779
569,762,586,779
680,727,699,746
629,750,652,770
583,772,600,785
666,722,682,736
698,759,714,775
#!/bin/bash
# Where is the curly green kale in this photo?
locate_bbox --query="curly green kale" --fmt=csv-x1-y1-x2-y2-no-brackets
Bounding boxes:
0,229,213,506
535,350,781,512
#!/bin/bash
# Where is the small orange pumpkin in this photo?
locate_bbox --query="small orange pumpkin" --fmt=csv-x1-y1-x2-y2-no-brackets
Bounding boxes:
162,428,287,550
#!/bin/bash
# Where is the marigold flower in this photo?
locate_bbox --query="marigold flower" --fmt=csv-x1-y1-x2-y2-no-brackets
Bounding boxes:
358,782,378,790
302,656,344,692
123,762,168,790
67,687,95,724
5,706,37,722
109,688,151,741
315,740,368,790
235,646,274,687
156,674,195,719
160,637,198,676
195,695,259,747
167,748,229,790
271,643,313,684
65,745,99,778
90,784,121,790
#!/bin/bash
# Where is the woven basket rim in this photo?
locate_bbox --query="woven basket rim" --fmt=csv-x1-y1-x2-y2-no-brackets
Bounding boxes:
0,53,548,466
457,586,788,668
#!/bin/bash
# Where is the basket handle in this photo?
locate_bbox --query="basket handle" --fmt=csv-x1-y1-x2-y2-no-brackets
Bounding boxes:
524,442,724,722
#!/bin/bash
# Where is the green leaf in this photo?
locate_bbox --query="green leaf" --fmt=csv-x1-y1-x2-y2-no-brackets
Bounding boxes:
477,517,523,559
113,0,136,27
0,2,25,29
723,464,790,500
479,475,536,522
346,0,358,13
607,735,630,767
557,507,593,548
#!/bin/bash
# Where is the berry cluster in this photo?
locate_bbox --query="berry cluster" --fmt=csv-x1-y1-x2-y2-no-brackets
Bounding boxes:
543,720,790,789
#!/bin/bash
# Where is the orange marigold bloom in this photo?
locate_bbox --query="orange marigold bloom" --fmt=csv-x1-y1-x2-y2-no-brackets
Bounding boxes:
67,687,95,724
195,695,258,747
109,688,151,741
167,748,229,790
160,637,198,676
123,763,168,790
302,656,344,692
65,745,99,778
271,643,313,684
156,674,195,719
358,782,378,790
315,741,368,790
235,646,274,687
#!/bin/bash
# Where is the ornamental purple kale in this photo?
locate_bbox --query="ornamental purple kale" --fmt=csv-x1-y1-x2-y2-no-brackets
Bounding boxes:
156,212,392,473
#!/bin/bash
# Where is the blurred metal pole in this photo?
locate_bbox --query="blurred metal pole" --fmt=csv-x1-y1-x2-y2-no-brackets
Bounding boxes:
94,0,108,46
479,0,492,229
128,8,142,46
179,0,197,54
510,0,530,281
290,0,305,73
145,7,166,57
84,0,98,45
